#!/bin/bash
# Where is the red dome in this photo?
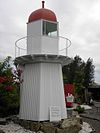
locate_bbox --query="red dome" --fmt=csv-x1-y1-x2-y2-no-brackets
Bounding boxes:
28,8,57,23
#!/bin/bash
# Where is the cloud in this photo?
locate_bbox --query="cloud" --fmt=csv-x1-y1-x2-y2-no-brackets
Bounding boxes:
0,0,100,83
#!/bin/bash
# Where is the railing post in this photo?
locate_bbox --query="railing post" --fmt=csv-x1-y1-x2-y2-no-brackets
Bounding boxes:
15,45,16,57
18,48,20,57
66,39,68,56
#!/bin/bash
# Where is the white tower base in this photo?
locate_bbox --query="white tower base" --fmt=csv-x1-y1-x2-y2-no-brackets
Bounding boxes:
15,55,71,121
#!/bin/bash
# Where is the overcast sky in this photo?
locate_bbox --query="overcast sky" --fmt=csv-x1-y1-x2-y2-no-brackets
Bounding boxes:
0,0,100,83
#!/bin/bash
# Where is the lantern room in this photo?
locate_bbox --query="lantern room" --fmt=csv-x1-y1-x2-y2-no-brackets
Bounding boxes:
27,1,59,55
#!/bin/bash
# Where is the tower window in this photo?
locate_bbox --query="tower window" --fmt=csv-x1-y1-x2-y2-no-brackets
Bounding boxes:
43,20,58,37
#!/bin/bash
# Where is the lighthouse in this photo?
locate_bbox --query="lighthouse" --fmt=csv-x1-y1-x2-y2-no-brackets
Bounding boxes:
15,1,71,121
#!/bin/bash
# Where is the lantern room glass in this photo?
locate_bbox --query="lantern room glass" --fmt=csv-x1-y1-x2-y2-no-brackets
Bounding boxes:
42,20,58,37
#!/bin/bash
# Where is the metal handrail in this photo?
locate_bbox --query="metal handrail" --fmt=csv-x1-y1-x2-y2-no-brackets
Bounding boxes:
59,36,71,48
15,35,71,57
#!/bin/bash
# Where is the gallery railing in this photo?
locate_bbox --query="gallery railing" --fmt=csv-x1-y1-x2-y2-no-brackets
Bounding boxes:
15,35,71,57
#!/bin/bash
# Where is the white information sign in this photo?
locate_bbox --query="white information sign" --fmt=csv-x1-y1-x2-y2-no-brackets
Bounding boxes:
50,106,61,122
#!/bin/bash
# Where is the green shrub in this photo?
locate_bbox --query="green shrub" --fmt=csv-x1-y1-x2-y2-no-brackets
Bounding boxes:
75,105,85,113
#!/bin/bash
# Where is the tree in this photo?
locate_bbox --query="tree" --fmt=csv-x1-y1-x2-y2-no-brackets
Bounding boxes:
62,55,85,84
83,58,95,88
0,56,20,117
62,55,95,103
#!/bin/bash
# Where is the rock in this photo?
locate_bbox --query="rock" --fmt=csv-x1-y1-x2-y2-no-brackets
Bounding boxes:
57,125,81,133
61,117,82,129
6,115,19,124
19,120,30,130
37,131,44,133
56,128,68,133
72,110,79,117
0,116,82,133
30,122,41,132
0,122,34,133
0,118,7,125
76,116,83,125
67,124,81,133
40,123,55,133
0,130,4,133
79,122,93,133
60,117,81,133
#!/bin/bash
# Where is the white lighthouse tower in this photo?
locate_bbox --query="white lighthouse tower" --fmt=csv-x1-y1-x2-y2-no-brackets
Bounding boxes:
15,1,71,121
